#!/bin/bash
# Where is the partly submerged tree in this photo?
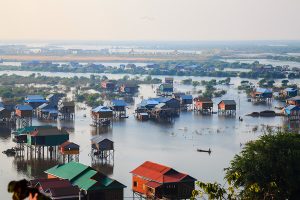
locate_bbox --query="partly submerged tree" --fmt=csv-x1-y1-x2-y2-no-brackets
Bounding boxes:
192,132,300,200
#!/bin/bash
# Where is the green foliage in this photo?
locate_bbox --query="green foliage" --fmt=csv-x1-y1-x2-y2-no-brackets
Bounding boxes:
193,132,300,200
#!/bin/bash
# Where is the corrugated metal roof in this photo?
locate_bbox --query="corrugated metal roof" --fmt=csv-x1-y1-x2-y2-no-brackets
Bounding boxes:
145,181,162,189
60,141,80,150
287,96,300,101
24,99,48,103
15,104,33,111
92,106,112,112
130,161,196,184
285,88,297,92
45,162,91,181
45,162,126,191
181,95,193,100
111,99,127,107
26,95,45,100
256,88,272,94
219,100,236,105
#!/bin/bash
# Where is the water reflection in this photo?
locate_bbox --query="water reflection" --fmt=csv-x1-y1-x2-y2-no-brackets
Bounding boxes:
13,157,61,178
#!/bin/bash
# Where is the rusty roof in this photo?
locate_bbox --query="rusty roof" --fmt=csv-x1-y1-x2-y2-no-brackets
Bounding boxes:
130,161,196,183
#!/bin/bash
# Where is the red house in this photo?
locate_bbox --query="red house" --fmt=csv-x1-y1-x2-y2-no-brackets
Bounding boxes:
101,80,116,91
194,97,213,113
130,161,196,199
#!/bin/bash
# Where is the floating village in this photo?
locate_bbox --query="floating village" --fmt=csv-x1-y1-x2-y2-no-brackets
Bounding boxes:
1,71,300,200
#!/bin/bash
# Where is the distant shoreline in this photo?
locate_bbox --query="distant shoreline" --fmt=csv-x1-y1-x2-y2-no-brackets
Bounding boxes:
0,54,207,62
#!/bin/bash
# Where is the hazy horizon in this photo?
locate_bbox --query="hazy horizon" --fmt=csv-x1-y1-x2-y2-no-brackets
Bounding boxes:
1,0,300,41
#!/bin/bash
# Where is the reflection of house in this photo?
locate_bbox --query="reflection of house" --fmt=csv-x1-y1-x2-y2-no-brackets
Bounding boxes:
25,95,48,109
131,161,196,199
45,162,126,200
286,96,300,106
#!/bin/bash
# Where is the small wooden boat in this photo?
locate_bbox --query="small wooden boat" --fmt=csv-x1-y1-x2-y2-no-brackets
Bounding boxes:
2,148,16,156
197,148,211,153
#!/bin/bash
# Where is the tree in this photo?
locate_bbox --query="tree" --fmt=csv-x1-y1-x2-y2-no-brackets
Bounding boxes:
281,79,289,87
192,81,200,88
192,132,300,200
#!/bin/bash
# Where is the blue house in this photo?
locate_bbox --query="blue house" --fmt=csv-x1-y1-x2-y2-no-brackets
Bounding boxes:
252,88,273,99
283,105,300,116
283,88,298,98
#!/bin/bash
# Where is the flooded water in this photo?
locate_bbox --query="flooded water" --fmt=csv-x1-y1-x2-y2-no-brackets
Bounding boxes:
0,72,296,199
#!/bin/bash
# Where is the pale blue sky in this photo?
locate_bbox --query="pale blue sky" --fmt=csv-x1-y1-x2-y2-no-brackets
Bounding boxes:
0,0,299,41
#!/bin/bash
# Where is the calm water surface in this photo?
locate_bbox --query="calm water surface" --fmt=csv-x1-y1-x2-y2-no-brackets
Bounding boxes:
0,73,296,199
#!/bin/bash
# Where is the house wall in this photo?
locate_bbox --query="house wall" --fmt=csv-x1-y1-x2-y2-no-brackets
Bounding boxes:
0,109,11,118
132,175,148,194
16,110,32,117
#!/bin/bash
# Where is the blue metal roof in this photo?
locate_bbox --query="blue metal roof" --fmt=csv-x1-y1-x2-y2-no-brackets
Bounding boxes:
15,104,33,111
111,100,127,107
25,99,48,103
92,106,112,112
285,88,297,92
256,88,272,94
181,95,193,100
26,95,45,100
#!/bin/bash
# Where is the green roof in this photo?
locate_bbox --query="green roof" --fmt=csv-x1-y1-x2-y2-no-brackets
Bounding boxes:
45,162,90,181
14,125,53,136
72,168,98,190
45,162,126,191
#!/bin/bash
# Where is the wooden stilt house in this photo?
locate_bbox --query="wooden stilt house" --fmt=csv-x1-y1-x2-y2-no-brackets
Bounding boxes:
218,100,236,115
91,106,113,127
130,161,196,199
193,97,213,114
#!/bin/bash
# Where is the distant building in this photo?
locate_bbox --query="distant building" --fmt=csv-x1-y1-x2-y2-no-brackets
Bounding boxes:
251,88,273,99
130,161,196,199
282,88,298,98
119,83,139,94
165,77,174,85
45,162,126,200
218,100,236,115
101,80,116,91
158,83,173,96
194,97,213,114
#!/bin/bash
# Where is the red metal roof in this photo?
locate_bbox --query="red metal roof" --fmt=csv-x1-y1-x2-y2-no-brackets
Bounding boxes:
145,181,162,189
130,161,196,183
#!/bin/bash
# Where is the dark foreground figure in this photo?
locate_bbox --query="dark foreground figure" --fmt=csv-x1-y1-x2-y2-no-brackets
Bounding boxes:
8,179,50,200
